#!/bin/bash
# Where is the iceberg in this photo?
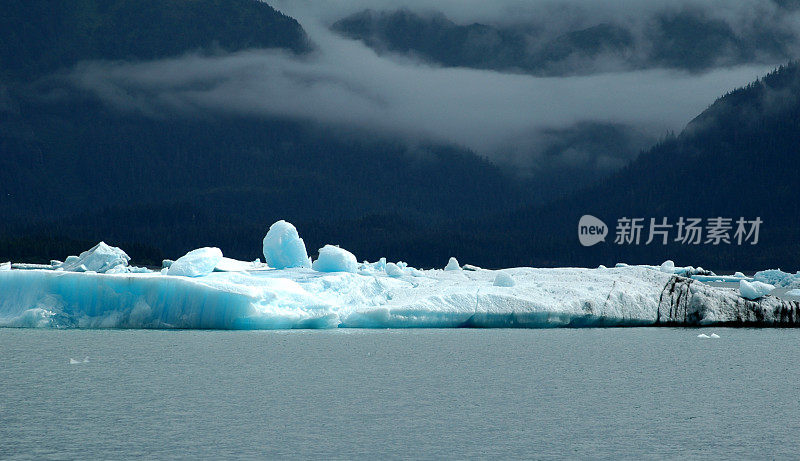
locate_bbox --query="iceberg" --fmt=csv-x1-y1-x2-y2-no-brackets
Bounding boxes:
753,269,800,288
444,257,461,271
262,220,311,269
493,272,515,287
385,262,405,278
1,263,798,329
57,242,130,273
1,222,799,329
739,280,774,300
167,247,223,277
312,245,357,273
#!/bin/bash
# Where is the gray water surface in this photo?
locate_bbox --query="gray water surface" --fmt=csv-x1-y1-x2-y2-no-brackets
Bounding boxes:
2,328,799,459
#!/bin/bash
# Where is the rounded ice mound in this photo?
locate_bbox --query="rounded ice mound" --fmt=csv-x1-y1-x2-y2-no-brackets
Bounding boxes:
312,245,358,273
168,247,223,277
444,257,461,271
385,262,405,278
739,280,774,300
660,260,675,273
262,220,311,269
493,272,515,287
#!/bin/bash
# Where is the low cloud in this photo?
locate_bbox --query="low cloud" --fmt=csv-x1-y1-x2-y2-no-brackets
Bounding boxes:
70,15,776,170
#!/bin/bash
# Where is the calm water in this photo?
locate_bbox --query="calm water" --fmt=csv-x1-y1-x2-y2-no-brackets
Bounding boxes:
2,328,799,460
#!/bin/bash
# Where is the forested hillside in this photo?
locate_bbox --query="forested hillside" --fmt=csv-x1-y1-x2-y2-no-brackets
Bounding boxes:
494,63,800,269
0,0,531,266
332,8,793,75
0,0,309,81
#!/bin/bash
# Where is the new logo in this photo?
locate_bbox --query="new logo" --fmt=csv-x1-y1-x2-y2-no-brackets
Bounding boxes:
578,215,608,247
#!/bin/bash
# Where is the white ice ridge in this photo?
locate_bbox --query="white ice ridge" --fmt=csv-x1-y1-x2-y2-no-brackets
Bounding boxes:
1,264,799,329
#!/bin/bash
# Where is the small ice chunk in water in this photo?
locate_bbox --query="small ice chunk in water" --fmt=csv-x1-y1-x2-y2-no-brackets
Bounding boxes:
734,272,746,278
385,263,405,278
709,333,720,338
739,280,774,300
312,245,358,273
493,272,515,287
167,247,223,277
444,257,461,271
697,333,710,338
262,220,311,269
0,262,9,271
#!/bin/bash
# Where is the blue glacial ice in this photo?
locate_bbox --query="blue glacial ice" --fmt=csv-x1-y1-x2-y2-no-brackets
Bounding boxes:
312,245,358,273
1,221,799,329
753,269,800,288
167,247,223,277
262,220,311,269
444,257,461,271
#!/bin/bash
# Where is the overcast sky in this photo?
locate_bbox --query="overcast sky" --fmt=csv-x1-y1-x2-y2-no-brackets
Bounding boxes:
70,1,786,169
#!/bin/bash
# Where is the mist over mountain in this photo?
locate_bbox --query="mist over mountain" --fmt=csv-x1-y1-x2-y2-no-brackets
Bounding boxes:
0,0,531,264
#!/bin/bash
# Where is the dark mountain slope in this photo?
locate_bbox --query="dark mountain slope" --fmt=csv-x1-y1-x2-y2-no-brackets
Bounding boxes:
332,8,793,75
3,2,799,270
0,1,531,266
492,63,800,269
0,0,309,81
0,86,528,265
